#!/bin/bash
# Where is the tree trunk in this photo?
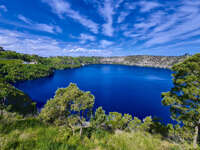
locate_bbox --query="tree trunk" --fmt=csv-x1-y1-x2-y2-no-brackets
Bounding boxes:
193,125,199,149
80,126,82,136
69,124,75,136
72,128,75,136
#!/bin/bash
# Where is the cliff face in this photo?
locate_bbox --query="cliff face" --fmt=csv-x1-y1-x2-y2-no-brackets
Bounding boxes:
99,55,188,69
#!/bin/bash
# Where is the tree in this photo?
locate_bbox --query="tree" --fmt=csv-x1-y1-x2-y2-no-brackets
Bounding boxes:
106,112,127,130
67,115,80,136
121,113,132,130
91,107,106,129
39,83,95,136
0,82,9,116
141,116,152,131
162,54,200,148
0,89,7,116
128,117,142,131
0,46,4,51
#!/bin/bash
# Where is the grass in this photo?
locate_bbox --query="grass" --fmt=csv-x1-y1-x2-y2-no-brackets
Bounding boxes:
0,59,23,64
0,116,191,150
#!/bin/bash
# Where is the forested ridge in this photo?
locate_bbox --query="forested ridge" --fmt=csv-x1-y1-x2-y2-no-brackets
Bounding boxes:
0,46,200,149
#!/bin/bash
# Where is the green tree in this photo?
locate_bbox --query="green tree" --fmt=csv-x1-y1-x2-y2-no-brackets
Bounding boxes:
106,112,124,130
128,117,142,131
0,85,8,116
121,113,132,130
162,54,200,148
141,116,152,131
91,107,106,129
39,83,95,136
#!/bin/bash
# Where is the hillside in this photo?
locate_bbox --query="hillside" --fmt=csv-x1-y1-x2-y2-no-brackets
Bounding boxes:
0,114,189,150
0,48,98,114
99,55,188,68
1,48,198,149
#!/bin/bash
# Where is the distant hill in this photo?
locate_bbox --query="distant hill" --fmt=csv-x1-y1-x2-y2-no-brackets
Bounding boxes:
99,55,189,69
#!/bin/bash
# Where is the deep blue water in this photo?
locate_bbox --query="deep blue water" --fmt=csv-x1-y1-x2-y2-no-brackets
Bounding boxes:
15,64,174,123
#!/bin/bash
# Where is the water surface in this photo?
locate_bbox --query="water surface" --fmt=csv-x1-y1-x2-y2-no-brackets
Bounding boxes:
15,64,174,123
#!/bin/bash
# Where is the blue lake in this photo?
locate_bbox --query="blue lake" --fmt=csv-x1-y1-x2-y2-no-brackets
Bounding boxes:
15,64,174,123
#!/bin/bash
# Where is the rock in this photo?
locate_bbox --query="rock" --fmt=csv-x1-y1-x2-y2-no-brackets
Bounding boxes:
99,55,187,69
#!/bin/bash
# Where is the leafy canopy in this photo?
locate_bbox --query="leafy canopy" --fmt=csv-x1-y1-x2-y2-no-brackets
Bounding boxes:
39,83,95,125
162,53,200,126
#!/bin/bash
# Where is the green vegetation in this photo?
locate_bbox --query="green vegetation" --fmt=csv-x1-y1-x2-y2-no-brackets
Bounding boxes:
162,53,200,148
0,115,188,150
0,47,199,149
39,83,94,136
0,83,190,150
0,80,36,115
0,47,98,115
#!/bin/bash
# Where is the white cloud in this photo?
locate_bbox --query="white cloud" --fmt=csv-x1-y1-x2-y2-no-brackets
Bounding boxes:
134,22,156,30
100,40,114,48
0,5,7,12
74,33,96,44
1,0,200,56
142,1,200,47
35,23,61,34
0,28,112,56
115,0,124,8
68,47,102,54
145,36,171,47
117,12,129,23
42,0,98,34
99,0,115,36
123,31,140,38
67,47,112,56
0,29,63,56
80,33,96,41
124,2,136,10
18,15,31,24
17,14,62,34
120,0,200,52
139,1,161,12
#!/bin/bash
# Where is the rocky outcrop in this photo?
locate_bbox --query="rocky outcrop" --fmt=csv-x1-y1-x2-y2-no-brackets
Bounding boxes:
99,55,189,69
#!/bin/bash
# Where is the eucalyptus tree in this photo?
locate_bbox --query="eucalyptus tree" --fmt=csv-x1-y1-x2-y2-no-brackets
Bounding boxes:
91,107,106,129
106,112,123,130
39,83,95,136
128,117,142,131
121,114,132,130
162,54,200,148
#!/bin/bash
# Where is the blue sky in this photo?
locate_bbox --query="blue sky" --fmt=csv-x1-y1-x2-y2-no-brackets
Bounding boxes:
0,0,200,56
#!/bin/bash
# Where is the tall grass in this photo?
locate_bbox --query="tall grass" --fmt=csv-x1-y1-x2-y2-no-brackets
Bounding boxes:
0,115,191,150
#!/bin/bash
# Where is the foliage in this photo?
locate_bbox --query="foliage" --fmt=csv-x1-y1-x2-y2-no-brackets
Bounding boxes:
0,115,190,150
0,80,36,115
106,112,124,130
162,53,200,148
141,116,153,131
0,48,98,115
91,107,106,129
39,83,94,135
128,116,142,130
121,113,133,130
0,63,53,83
0,48,199,149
